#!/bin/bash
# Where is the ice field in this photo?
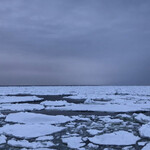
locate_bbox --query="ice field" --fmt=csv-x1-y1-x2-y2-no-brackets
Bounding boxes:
0,86,150,149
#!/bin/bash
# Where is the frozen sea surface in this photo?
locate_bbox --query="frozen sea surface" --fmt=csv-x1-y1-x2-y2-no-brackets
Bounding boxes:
0,86,150,149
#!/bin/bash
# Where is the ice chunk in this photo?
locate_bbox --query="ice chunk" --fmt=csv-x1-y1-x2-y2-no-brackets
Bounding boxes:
139,124,150,138
142,143,150,150
138,141,147,146
6,112,73,124
0,113,5,118
72,116,90,121
87,129,102,135
62,136,84,149
36,136,54,141
0,135,7,144
0,104,44,111
41,100,70,106
89,131,139,145
100,117,123,124
116,114,131,120
134,113,150,123
0,96,43,103
84,98,94,104
88,143,99,148
122,146,134,150
0,124,65,139
8,139,54,148
50,103,150,112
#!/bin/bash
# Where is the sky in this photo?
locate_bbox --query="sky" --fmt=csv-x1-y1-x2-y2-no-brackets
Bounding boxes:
0,0,150,85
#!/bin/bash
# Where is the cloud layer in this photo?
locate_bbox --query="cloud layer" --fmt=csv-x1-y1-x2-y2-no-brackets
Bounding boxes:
0,0,150,85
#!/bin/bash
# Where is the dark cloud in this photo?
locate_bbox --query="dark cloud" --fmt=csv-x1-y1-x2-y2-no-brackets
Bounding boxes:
0,0,150,85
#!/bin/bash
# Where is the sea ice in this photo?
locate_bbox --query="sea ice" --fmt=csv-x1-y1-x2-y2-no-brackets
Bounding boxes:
139,124,150,138
0,96,43,103
0,124,65,139
49,103,150,112
87,129,103,135
0,86,150,99
134,113,150,123
0,104,44,111
142,143,150,150
36,136,54,141
88,143,99,149
138,141,147,146
116,114,131,120
89,131,139,145
0,113,5,118
0,135,7,144
84,98,94,104
8,139,54,148
72,116,90,121
41,100,70,106
100,116,123,124
62,136,84,149
6,112,73,124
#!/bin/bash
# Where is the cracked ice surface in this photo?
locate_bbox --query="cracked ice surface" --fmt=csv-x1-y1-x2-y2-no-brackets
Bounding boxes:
0,103,44,111
0,124,65,139
89,131,140,145
0,96,43,104
0,86,150,149
8,139,54,149
5,112,73,124
0,135,7,144
62,136,84,149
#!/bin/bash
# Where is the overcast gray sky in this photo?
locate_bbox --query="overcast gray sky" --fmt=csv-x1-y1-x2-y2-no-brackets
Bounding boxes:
0,0,150,85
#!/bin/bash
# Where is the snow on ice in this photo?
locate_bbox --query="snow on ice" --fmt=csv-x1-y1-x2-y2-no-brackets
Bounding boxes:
41,100,70,107
0,124,65,139
8,139,54,148
0,103,44,111
6,112,73,124
139,124,150,138
1,86,150,149
62,136,84,149
89,131,140,145
0,96,43,103
0,135,7,144
142,143,150,150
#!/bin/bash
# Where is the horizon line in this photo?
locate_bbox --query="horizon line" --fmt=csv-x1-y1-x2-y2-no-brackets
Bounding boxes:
0,85,150,87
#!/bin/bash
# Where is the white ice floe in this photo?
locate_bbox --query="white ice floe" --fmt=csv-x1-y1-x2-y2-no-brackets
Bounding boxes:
0,86,150,113
88,143,99,149
62,136,84,149
122,146,134,150
49,103,150,112
84,98,94,104
0,104,44,111
21,148,54,150
72,116,90,121
0,113,5,118
116,114,131,120
0,124,65,139
41,100,70,106
8,139,54,148
139,124,150,138
0,135,7,144
134,113,150,123
100,116,123,124
87,129,103,135
0,86,150,99
36,136,53,141
89,131,139,145
0,96,43,103
6,112,73,124
138,141,147,146
142,143,150,150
